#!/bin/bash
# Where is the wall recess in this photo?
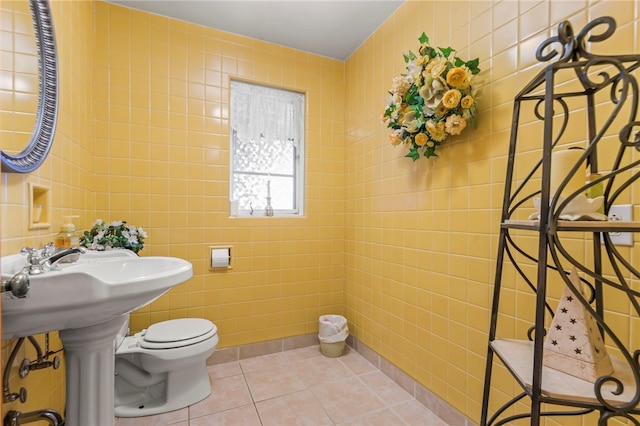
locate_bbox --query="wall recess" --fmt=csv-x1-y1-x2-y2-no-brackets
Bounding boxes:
29,182,50,230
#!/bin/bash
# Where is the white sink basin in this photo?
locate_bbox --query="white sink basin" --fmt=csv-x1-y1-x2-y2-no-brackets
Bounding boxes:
1,249,193,340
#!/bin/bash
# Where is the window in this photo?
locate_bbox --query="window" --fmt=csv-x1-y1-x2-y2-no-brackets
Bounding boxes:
230,80,305,216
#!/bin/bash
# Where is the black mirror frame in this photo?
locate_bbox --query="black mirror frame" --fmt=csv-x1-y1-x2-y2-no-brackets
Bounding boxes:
1,0,58,173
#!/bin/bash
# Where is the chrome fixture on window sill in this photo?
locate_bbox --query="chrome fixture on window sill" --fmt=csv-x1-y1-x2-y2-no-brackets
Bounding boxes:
265,196,274,216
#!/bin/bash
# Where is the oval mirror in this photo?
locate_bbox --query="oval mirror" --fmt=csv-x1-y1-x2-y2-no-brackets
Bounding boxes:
1,0,58,173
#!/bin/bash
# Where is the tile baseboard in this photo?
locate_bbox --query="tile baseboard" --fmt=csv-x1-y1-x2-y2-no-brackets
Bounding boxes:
347,335,475,426
206,333,319,365
206,333,475,426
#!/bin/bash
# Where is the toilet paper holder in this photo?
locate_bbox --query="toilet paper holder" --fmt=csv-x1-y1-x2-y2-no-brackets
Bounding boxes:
209,246,233,270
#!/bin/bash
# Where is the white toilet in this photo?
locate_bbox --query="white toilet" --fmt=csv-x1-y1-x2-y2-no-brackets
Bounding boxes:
114,316,219,417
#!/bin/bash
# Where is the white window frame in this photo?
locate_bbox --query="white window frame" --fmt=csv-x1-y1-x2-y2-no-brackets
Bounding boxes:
229,80,305,216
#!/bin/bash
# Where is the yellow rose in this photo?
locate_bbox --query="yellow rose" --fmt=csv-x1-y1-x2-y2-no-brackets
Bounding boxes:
435,102,447,117
442,89,462,109
426,120,446,142
461,95,474,109
414,132,428,146
445,114,467,136
446,67,471,89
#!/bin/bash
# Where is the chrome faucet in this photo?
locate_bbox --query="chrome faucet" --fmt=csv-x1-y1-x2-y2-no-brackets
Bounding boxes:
3,246,86,298
20,246,86,275
42,247,86,270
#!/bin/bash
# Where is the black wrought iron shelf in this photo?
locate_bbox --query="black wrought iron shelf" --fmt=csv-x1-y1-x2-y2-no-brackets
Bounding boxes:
502,220,640,232
491,339,637,407
481,16,640,426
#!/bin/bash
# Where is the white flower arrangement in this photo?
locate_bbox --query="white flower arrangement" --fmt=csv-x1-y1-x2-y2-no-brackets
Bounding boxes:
382,33,481,160
80,220,147,254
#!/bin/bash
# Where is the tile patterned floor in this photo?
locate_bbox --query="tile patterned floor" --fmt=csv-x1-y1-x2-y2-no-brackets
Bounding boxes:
115,345,449,426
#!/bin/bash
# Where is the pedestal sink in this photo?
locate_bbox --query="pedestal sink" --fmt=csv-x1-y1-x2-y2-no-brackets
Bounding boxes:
1,249,193,426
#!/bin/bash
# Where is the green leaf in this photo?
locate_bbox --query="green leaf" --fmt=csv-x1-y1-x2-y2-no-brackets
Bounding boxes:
403,51,417,63
443,62,453,76
384,104,396,117
420,46,435,58
424,148,439,158
454,57,465,67
438,46,454,58
418,32,429,45
466,58,481,74
405,148,420,161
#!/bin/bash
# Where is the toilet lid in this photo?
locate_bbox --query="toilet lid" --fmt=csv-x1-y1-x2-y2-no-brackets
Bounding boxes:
140,318,217,349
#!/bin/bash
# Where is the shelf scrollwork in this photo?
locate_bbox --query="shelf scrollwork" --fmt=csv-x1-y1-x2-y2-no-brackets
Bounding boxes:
482,15,640,426
535,17,618,65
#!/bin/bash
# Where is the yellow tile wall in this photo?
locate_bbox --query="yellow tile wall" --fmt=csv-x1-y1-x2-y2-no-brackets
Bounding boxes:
344,0,639,423
1,0,94,417
91,1,345,348
1,0,639,423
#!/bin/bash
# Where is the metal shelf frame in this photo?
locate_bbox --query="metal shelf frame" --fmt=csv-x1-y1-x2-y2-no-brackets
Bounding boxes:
480,16,640,426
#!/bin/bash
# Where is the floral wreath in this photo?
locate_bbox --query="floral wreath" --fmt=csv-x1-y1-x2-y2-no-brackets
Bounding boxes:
382,33,481,160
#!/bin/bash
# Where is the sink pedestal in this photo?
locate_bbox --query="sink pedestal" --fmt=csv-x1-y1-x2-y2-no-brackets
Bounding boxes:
1,251,193,425
59,315,127,426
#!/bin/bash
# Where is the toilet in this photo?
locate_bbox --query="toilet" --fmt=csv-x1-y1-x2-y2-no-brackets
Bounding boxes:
114,316,219,417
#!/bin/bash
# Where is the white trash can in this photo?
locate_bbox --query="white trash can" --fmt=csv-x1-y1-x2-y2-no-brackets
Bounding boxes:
318,315,349,357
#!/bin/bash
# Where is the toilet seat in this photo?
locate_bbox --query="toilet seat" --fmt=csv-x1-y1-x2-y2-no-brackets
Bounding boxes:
139,318,217,350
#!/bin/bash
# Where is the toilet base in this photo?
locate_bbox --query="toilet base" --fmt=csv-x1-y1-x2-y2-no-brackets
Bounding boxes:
115,361,211,417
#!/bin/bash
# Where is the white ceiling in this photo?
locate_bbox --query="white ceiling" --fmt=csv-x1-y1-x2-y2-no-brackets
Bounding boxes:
107,0,404,61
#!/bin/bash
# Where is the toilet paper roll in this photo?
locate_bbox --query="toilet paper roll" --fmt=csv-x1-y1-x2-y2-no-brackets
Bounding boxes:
211,248,230,268
550,149,585,198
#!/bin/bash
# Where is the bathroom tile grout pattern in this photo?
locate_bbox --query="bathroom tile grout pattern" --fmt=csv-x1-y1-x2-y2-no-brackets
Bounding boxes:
115,345,449,425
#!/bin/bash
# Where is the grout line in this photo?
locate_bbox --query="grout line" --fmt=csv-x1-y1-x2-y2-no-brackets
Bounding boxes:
238,365,261,426
190,341,460,425
305,385,334,425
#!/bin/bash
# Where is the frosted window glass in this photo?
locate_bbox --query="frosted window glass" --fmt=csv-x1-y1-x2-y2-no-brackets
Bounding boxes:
230,81,304,215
